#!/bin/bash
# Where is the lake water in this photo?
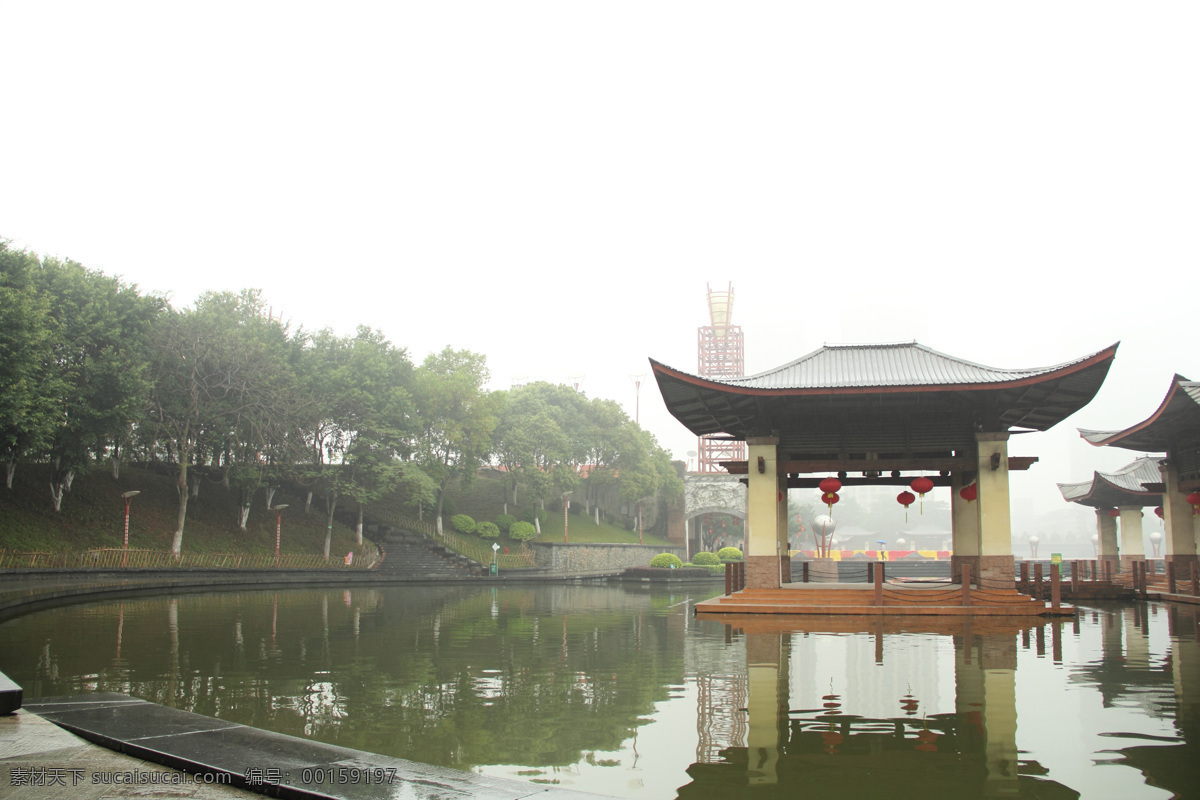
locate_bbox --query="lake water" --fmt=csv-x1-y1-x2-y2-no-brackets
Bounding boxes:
0,583,1196,798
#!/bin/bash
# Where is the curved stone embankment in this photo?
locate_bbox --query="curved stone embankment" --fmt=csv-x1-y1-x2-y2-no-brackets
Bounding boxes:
0,567,465,622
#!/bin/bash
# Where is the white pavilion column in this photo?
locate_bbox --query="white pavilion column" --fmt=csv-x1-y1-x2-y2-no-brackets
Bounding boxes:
951,469,980,585
1118,507,1145,572
745,437,784,589
955,631,1020,798
1096,510,1119,572
1161,462,1200,571
975,432,1015,589
744,630,785,786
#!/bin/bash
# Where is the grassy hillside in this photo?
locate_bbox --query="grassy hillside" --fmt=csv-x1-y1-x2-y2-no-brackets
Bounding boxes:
0,463,672,560
363,471,673,548
0,463,364,558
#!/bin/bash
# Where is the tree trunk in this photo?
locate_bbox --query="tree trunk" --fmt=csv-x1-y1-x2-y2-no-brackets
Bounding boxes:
321,503,336,561
49,481,66,511
323,493,338,559
435,488,446,536
238,503,251,530
190,470,202,498
264,486,277,510
356,506,363,545
111,454,121,480
171,458,191,556
63,471,74,491
534,515,541,535
595,507,599,525
305,491,313,514
5,460,15,489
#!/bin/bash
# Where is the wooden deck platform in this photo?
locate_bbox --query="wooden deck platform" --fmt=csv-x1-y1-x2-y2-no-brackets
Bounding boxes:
694,582,1074,617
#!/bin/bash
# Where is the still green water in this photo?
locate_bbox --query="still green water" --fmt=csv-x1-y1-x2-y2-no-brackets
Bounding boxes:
0,584,1196,798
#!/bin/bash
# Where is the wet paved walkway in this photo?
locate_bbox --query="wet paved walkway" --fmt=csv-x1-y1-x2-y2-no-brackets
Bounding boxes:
3,694,605,800
1,706,257,799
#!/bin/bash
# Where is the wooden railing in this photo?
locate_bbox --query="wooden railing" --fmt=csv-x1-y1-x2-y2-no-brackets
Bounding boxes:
0,548,377,570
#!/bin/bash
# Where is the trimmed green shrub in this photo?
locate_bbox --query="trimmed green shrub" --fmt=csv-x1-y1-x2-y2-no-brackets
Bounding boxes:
691,551,719,565
509,521,537,542
450,514,476,534
717,547,743,561
495,514,516,533
477,521,500,539
650,553,683,568
522,507,548,525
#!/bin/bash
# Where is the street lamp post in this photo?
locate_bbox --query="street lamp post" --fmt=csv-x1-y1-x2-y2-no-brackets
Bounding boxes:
121,491,140,567
273,505,289,567
562,492,573,543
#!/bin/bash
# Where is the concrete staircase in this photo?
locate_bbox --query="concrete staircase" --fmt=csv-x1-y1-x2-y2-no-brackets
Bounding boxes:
372,528,483,580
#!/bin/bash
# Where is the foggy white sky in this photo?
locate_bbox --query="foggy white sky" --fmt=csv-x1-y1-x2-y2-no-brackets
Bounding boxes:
3,2,1196,540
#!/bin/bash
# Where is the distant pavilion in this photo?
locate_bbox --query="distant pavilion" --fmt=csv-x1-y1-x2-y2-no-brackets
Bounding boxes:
1057,457,1163,571
1079,375,1200,573
652,341,1118,593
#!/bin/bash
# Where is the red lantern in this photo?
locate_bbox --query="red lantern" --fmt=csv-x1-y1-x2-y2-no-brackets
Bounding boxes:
959,483,977,503
822,491,840,513
897,490,916,523
1187,492,1200,516
910,477,934,497
1107,508,1119,518
819,477,842,495
909,477,934,514
1155,506,1164,519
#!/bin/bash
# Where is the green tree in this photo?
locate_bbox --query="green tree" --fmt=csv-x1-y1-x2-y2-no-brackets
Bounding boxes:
36,256,162,509
0,241,60,489
299,326,414,555
411,348,498,536
492,382,585,532
148,290,294,554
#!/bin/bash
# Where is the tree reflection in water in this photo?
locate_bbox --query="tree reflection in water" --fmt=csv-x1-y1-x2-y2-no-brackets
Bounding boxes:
0,587,1195,799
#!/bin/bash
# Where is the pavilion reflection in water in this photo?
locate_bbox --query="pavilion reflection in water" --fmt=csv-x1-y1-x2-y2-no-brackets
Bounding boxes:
682,608,1200,799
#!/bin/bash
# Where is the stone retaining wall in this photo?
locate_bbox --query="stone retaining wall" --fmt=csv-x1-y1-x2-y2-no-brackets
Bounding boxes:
531,542,686,575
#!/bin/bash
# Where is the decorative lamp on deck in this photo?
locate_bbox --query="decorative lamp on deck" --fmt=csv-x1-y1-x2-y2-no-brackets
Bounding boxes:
897,490,916,523
1187,492,1200,516
1154,506,1164,519
959,483,977,503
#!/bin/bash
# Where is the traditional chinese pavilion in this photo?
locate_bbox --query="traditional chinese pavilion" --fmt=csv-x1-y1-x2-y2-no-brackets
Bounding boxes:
1078,375,1200,573
1057,457,1162,571
652,341,1118,613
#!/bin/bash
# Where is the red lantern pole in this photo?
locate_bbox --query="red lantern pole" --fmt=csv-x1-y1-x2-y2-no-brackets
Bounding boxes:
273,504,289,567
121,491,140,568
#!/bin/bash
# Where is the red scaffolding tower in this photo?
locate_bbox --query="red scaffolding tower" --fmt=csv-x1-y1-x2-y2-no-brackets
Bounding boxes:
697,283,746,472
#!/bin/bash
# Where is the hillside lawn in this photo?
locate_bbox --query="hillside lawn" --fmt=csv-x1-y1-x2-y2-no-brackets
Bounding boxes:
0,465,672,558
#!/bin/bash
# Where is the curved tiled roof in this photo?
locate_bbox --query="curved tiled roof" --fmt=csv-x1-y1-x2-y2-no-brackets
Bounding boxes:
1079,375,1199,452
725,342,1103,391
652,342,1119,457
1056,456,1163,508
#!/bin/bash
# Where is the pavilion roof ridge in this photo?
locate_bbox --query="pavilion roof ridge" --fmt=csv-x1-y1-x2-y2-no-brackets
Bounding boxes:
712,340,1120,391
